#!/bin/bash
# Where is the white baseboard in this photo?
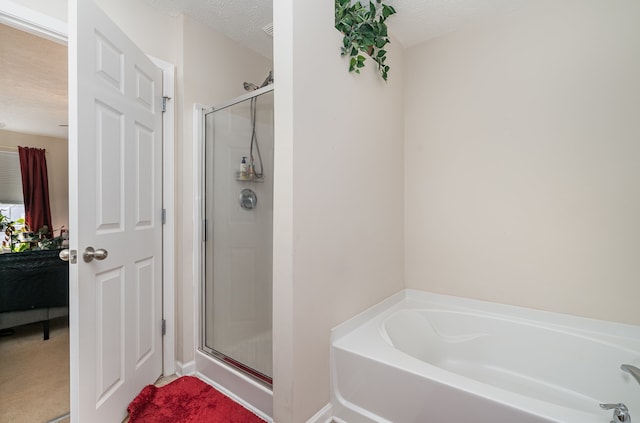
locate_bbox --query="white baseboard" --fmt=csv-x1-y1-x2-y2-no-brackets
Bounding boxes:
196,371,273,423
175,360,196,376
307,403,334,423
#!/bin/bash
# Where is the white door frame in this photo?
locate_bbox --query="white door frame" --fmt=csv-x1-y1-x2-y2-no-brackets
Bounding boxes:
0,0,176,376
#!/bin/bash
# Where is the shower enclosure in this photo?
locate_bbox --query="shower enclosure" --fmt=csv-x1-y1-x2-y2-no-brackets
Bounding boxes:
201,85,274,385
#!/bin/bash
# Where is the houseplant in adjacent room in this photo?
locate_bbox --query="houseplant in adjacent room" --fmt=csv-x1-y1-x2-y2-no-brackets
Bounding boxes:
335,0,397,81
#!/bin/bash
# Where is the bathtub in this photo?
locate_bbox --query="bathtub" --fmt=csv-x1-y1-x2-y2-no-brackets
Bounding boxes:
330,290,640,423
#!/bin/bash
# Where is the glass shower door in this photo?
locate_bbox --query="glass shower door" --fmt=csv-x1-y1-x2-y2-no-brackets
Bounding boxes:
202,89,274,384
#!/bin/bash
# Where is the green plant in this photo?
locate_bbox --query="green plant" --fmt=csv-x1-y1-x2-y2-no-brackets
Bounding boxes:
335,0,396,81
6,217,30,252
0,217,59,252
1,210,12,251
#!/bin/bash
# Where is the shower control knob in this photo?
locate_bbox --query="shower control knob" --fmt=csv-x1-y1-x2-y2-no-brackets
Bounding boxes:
239,189,257,210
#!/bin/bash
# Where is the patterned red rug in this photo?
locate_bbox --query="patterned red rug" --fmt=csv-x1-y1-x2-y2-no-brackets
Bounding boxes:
127,376,266,422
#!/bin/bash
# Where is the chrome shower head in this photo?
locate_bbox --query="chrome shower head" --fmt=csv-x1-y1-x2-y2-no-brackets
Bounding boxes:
259,70,274,88
243,82,259,91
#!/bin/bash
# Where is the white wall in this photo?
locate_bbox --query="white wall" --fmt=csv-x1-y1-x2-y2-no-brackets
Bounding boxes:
273,0,405,420
404,0,640,326
6,0,66,22
93,0,180,66
0,129,69,235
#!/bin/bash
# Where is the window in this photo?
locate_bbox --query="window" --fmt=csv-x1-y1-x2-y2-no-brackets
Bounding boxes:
0,150,26,223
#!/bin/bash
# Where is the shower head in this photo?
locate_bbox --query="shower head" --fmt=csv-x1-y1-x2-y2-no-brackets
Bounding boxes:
259,70,274,88
243,82,259,91
243,71,274,92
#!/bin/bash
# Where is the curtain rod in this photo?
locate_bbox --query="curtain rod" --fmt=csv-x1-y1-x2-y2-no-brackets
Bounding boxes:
0,145,49,153
0,147,50,156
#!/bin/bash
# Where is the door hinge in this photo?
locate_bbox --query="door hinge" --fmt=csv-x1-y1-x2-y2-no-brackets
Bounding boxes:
161,208,166,225
162,319,166,336
162,96,171,113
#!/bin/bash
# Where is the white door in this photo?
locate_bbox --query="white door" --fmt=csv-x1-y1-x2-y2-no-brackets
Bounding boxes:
68,0,163,421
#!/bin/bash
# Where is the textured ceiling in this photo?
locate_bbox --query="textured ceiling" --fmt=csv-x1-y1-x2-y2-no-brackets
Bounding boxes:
144,0,533,58
386,0,532,48
1,0,534,139
0,24,67,139
146,0,274,59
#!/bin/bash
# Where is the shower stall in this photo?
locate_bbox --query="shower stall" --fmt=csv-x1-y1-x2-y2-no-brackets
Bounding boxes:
199,84,274,389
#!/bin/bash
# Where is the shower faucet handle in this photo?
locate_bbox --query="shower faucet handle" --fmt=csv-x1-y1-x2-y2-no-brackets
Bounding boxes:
600,403,631,423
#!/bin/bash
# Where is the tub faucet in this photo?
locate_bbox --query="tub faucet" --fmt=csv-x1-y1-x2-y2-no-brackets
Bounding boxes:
600,403,631,422
622,364,640,387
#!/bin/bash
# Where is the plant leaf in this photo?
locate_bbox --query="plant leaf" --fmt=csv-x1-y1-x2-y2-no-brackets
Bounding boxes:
382,5,396,19
336,0,395,81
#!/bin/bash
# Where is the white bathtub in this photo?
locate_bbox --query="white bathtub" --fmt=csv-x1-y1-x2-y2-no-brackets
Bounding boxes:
330,290,640,423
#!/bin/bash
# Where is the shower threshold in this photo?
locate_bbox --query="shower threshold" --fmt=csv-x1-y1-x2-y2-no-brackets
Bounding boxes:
201,347,272,388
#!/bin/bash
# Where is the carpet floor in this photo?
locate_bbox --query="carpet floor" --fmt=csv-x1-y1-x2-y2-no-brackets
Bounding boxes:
0,317,70,423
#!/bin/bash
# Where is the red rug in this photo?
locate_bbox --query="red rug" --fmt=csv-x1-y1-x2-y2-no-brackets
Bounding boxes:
127,376,266,422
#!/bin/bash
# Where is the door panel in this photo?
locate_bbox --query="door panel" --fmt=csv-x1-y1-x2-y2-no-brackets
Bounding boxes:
69,0,163,421
204,91,274,380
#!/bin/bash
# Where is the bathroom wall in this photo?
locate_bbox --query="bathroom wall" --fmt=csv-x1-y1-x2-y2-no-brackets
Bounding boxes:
93,0,180,66
0,129,69,235
404,0,640,325
273,0,405,420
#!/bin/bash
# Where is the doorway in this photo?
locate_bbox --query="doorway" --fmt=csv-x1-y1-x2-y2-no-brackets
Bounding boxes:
0,21,70,423
0,3,176,422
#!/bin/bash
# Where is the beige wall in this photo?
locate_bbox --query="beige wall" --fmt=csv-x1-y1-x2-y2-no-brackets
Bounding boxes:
404,0,640,326
273,0,405,420
0,129,69,235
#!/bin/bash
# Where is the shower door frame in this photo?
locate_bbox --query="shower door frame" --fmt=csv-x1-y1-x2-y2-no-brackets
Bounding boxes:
193,84,275,421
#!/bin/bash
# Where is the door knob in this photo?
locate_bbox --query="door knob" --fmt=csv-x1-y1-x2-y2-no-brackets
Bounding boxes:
59,249,70,261
59,249,77,264
83,246,108,262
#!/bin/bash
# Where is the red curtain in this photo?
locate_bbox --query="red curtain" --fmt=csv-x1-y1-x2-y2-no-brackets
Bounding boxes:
18,146,53,237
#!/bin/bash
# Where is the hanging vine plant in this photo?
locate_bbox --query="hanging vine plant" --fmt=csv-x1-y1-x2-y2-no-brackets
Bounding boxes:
335,0,397,81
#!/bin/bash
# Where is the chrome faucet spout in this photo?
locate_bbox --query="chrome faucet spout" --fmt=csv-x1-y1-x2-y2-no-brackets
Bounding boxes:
622,364,640,387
